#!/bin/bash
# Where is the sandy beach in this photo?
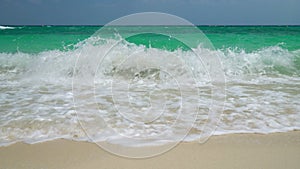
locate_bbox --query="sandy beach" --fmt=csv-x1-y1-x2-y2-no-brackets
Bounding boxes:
1,0,300,168
0,131,299,169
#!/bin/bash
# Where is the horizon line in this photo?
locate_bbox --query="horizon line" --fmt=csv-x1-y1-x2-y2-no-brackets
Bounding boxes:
1,24,300,27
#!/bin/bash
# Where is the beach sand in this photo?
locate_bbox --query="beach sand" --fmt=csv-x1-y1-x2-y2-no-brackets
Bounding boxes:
0,131,300,169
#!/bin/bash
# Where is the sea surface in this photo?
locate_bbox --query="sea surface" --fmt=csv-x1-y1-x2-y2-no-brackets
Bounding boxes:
0,25,300,146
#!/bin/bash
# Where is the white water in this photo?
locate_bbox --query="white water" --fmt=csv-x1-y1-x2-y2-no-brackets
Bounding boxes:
0,39,300,147
0,26,15,30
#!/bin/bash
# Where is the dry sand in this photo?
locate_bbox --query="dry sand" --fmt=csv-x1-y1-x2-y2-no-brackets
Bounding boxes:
0,131,300,169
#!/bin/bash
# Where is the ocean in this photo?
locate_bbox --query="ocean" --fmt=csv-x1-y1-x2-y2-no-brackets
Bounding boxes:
0,25,300,147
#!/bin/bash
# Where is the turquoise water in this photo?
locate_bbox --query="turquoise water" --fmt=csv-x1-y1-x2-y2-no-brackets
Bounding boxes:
1,26,300,53
0,25,300,147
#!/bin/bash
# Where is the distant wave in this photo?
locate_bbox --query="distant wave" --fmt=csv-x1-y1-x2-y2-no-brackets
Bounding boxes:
0,26,15,30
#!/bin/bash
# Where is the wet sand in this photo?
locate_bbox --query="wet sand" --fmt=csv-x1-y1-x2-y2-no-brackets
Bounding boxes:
0,131,300,169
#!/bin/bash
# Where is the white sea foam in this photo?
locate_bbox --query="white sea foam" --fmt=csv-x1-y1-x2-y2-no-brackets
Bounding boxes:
0,39,299,147
0,26,15,30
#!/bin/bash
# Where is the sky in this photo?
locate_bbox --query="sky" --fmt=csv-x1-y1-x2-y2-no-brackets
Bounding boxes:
0,0,299,25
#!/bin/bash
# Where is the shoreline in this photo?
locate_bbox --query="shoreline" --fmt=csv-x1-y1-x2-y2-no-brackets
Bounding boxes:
1,131,300,169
